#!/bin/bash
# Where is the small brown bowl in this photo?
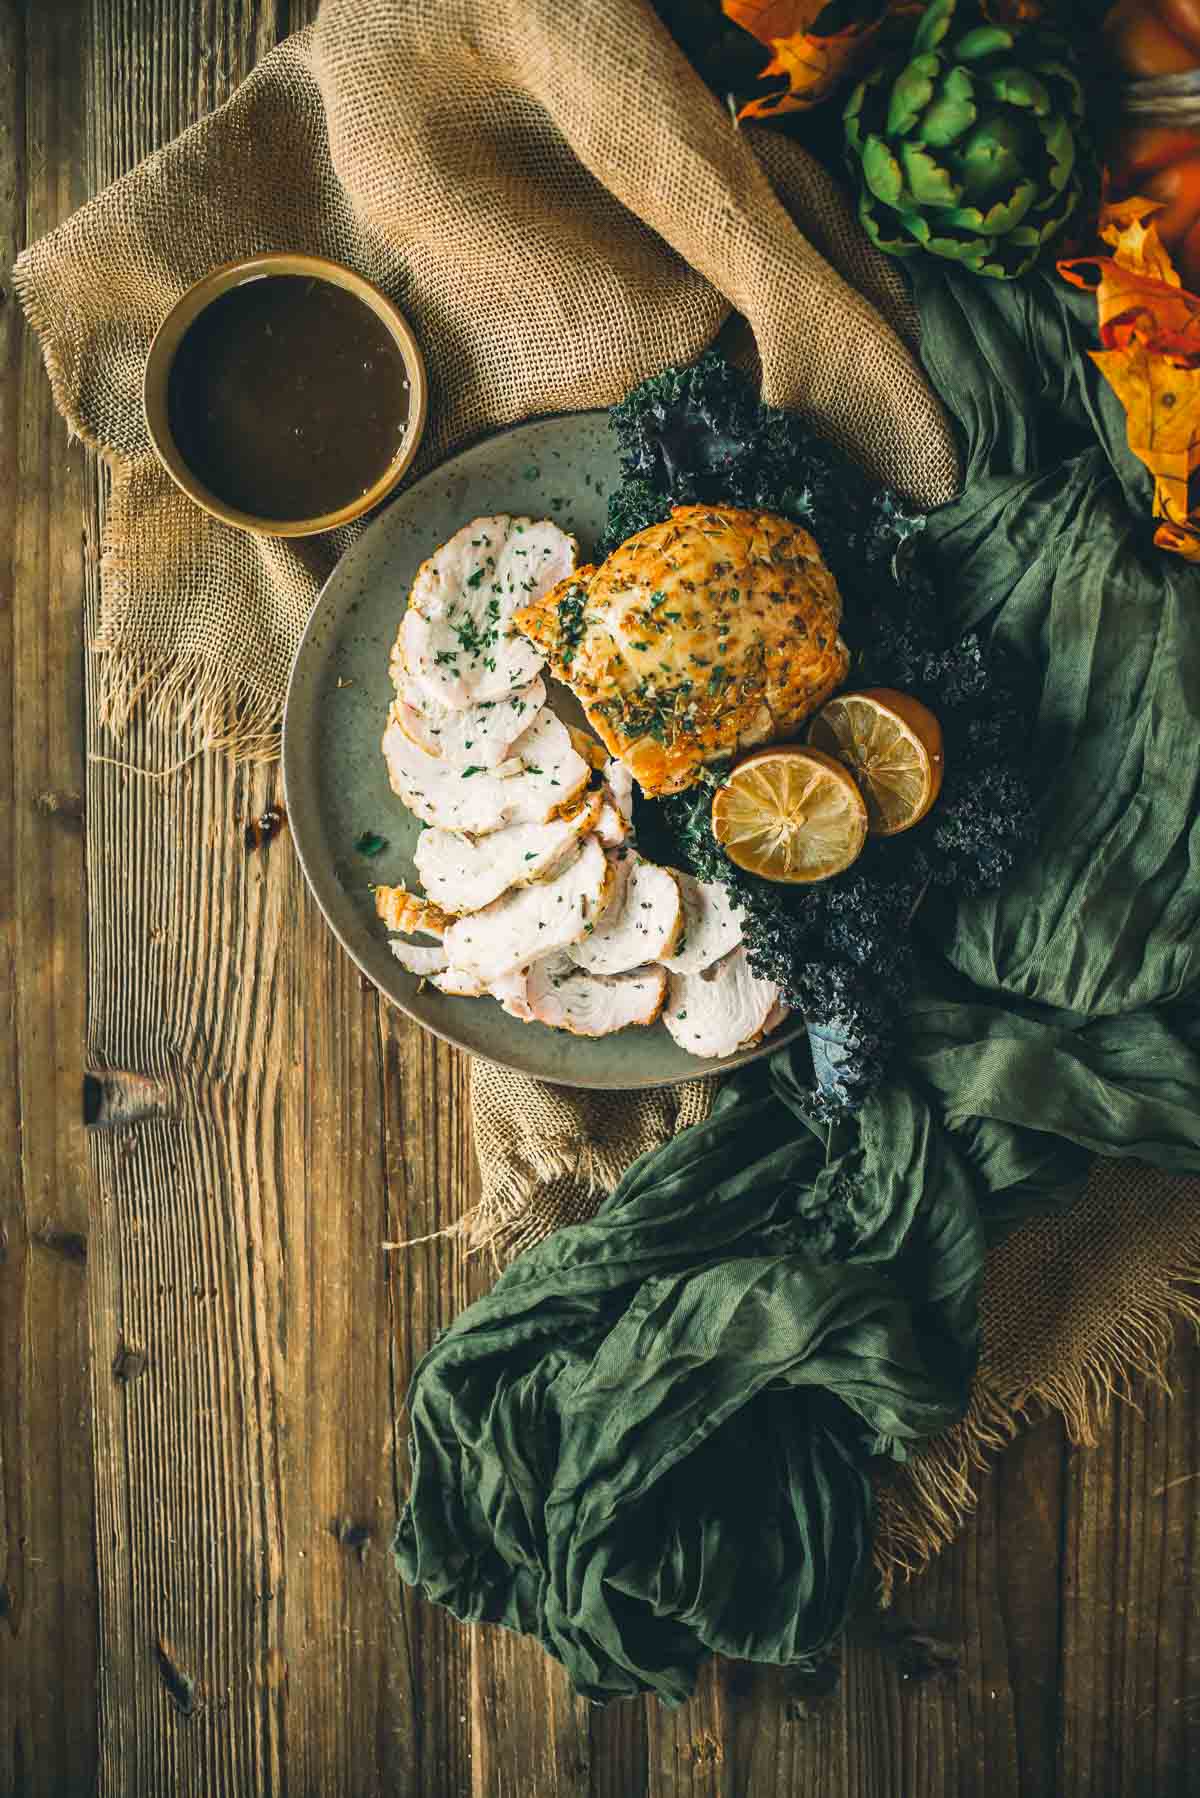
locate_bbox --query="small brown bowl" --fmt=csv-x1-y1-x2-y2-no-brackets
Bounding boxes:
143,252,428,539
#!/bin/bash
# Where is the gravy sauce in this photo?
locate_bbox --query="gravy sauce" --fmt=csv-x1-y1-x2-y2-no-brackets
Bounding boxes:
167,274,411,521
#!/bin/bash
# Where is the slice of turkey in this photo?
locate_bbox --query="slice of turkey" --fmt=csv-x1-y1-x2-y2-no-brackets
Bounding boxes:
661,871,744,975
388,948,527,1005
401,516,575,708
382,704,590,833
488,968,538,1021
429,965,489,998
442,837,612,983
605,760,635,826
594,799,629,848
393,674,546,768
663,946,781,1059
593,758,635,846
375,886,451,938
388,939,449,977
414,790,602,913
525,953,667,1036
568,849,682,975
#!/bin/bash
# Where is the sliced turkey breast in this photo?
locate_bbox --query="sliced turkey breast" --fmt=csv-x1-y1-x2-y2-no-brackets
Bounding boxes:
442,837,612,983
569,850,683,975
662,947,782,1059
382,704,590,833
375,886,450,938
386,952,521,1003
593,758,635,847
488,968,537,1021
661,871,744,975
400,516,575,709
393,674,546,768
413,790,602,913
605,759,635,826
429,965,488,997
526,954,667,1036
388,939,449,977
594,797,629,848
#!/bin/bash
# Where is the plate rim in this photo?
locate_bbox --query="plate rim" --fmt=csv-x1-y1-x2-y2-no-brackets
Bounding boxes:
281,412,803,1090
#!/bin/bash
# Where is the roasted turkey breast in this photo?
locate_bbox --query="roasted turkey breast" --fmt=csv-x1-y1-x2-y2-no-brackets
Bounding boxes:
513,505,849,796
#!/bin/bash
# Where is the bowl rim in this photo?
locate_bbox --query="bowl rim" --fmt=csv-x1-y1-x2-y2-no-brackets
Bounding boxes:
142,251,429,539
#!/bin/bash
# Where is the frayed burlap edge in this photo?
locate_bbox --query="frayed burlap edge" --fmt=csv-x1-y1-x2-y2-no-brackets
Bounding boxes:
384,1066,717,1270
90,642,284,764
873,1191,1200,1601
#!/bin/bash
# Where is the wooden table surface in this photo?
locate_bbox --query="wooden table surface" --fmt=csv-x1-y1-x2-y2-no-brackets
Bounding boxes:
2,2,1198,1793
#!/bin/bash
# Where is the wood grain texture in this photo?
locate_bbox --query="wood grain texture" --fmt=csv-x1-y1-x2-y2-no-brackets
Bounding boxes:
0,4,97,1793
76,0,475,1791
1060,1326,1200,1795
3,0,1198,1792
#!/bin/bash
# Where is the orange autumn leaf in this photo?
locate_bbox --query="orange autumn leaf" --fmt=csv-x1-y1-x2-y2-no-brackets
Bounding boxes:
1098,194,1181,286
722,0,825,37
721,0,889,119
1060,195,1200,559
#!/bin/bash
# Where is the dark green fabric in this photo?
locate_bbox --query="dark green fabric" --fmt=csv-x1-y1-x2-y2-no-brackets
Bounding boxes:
915,269,1200,1015
394,272,1200,1703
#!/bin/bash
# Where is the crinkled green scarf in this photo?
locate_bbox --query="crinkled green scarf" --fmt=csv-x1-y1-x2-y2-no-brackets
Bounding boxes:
394,270,1200,1702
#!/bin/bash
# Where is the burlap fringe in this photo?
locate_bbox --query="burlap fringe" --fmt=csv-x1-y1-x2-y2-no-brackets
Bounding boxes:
92,644,284,764
873,1256,1200,1603
466,1153,609,1266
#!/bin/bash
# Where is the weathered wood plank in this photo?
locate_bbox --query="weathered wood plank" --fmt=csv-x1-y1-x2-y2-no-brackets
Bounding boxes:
590,1695,650,1798
379,1007,476,1798
647,1657,727,1797
74,0,472,1791
1060,1328,1200,1796
0,4,97,1792
469,1626,592,1798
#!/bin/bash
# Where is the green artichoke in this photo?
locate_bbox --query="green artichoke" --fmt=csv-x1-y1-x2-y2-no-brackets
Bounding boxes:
843,0,1086,279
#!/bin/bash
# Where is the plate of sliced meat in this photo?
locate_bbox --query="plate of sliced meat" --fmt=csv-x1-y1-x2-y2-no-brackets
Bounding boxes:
283,412,800,1087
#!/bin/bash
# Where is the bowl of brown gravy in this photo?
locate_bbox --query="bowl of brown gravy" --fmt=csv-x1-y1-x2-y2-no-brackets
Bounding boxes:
143,252,427,537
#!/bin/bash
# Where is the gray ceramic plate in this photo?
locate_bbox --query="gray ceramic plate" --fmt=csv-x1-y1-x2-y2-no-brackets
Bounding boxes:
283,412,801,1088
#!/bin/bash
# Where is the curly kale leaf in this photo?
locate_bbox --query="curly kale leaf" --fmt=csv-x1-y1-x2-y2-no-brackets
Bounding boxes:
607,351,760,505
604,475,672,551
603,354,926,598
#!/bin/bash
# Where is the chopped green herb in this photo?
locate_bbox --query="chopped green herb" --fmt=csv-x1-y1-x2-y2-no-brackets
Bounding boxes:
556,583,588,668
354,831,388,857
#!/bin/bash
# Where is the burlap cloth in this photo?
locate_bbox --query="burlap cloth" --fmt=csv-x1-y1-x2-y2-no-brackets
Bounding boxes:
16,0,1200,1582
